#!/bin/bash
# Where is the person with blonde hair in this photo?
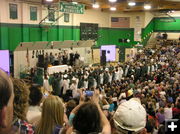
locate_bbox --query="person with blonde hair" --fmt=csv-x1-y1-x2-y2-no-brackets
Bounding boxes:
35,95,66,134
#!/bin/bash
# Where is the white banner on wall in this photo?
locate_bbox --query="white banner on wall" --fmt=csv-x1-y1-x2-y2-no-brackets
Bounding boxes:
134,16,142,41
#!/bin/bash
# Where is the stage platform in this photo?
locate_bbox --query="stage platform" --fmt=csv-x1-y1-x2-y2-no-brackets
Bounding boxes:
47,65,69,74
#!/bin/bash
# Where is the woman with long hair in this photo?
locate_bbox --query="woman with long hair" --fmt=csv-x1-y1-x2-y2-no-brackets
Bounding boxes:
35,95,65,134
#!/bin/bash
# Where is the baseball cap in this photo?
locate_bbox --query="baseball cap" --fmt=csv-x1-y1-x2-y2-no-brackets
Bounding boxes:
63,74,68,78
113,98,146,132
127,89,133,97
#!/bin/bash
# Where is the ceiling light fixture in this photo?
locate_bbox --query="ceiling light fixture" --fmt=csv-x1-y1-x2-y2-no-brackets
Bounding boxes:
110,7,116,11
93,3,100,8
46,0,53,2
144,5,151,10
128,2,136,6
109,0,117,3
168,10,175,13
72,2,78,4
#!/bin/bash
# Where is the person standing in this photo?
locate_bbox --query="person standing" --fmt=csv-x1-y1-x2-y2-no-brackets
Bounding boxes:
44,53,50,70
54,53,59,65
63,52,68,65
69,52,74,66
35,96,66,134
58,52,63,65
74,51,80,66
49,52,55,65
164,103,173,120
62,74,70,95
119,66,124,81
12,78,35,134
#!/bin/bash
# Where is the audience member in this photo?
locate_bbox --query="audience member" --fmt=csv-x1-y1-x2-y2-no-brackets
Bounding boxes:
12,78,35,133
0,69,14,134
113,98,147,134
164,103,173,120
27,84,43,126
35,95,67,134
67,89,111,134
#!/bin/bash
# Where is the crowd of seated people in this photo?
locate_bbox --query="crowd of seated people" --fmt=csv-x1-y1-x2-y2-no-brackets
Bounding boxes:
0,42,179,134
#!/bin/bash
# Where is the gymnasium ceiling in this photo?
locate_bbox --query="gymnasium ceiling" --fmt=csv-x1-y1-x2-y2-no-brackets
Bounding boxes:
22,0,180,12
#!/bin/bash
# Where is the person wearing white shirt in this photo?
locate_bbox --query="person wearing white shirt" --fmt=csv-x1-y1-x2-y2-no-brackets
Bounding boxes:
100,72,104,85
43,74,52,93
27,85,43,126
93,78,97,88
114,69,119,81
164,103,173,119
119,67,124,80
147,65,151,74
160,89,166,98
62,74,70,95
124,65,129,77
108,72,112,84
83,79,88,89
70,78,79,98
151,64,155,72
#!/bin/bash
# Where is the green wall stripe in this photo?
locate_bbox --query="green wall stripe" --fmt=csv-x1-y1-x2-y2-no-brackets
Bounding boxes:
0,27,9,50
0,23,81,29
41,29,48,41
22,27,30,42
9,27,22,50
1,17,180,51
154,18,180,31
154,30,180,32
0,22,136,30
29,28,42,42
154,17,180,19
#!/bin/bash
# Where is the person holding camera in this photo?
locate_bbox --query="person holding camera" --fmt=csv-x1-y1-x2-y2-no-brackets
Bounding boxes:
67,89,111,134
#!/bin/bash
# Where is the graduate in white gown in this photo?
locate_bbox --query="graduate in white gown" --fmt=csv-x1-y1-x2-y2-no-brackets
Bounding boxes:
119,67,124,80
100,72,104,85
43,74,52,93
70,77,79,98
62,74,70,95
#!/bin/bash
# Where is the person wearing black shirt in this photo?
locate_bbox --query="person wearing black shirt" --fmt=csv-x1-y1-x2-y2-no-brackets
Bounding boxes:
69,52,74,66
74,52,80,66
162,32,168,40
62,52,68,65
74,52,80,61
49,52,55,65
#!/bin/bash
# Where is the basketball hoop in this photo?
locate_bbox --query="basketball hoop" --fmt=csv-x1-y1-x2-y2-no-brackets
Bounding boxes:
43,25,50,32
40,21,53,32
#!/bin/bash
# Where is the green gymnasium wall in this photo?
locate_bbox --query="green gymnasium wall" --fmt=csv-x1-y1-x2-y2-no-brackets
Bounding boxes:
97,28,134,48
0,17,180,51
141,19,154,46
0,23,134,51
154,17,180,32
141,17,180,45
0,24,81,50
